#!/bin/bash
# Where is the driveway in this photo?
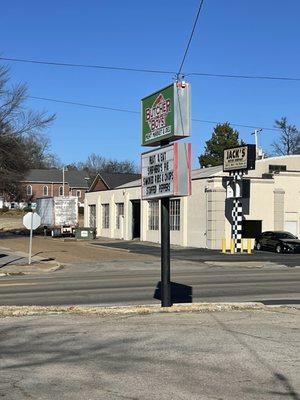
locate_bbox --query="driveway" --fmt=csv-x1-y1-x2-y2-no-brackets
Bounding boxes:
91,238,300,267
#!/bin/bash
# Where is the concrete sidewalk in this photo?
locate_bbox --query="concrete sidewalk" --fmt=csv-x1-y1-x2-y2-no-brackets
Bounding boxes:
0,307,299,399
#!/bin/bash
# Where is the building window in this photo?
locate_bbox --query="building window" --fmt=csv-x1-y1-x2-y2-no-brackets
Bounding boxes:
26,185,32,196
76,190,81,198
89,205,96,228
148,200,159,230
170,199,180,231
116,203,124,229
59,186,63,196
43,186,49,196
102,204,109,229
269,164,287,174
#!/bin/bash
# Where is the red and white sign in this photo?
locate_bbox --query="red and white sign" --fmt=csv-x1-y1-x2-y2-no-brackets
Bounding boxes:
141,142,192,200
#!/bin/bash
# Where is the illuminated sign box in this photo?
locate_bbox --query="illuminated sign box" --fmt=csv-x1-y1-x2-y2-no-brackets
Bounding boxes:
141,142,192,200
223,144,256,172
141,82,191,147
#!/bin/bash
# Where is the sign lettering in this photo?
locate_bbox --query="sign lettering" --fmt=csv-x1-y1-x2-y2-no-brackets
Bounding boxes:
141,82,191,147
223,144,256,172
141,143,192,199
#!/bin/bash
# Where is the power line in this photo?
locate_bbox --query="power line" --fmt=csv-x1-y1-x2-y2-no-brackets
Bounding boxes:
177,0,205,77
187,72,300,82
1,56,299,82
192,118,279,131
27,94,279,131
28,95,139,114
0,57,175,75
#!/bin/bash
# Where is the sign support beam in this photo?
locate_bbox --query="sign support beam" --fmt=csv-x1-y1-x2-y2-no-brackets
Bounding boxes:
28,212,33,265
23,211,41,265
161,196,171,307
231,171,244,253
141,82,192,307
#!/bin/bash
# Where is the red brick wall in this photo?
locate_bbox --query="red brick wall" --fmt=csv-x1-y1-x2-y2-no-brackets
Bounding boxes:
70,188,86,203
90,178,108,192
23,183,70,200
23,183,87,203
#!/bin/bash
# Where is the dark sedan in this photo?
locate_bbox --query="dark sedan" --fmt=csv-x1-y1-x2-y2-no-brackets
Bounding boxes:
255,231,300,253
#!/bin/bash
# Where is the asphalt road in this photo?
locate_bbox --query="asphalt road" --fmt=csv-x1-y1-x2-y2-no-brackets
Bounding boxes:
92,239,300,267
1,309,299,400
0,256,299,306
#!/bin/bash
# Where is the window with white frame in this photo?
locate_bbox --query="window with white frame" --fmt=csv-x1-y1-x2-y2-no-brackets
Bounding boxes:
102,204,110,229
26,185,32,196
76,190,81,198
116,203,124,229
170,199,180,231
148,200,159,230
59,186,63,196
43,186,49,196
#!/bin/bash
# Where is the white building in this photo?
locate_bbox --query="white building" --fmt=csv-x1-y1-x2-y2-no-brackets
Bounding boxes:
84,155,300,249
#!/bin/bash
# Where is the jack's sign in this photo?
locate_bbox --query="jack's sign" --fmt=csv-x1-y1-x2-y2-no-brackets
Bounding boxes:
141,82,191,147
223,144,256,172
141,142,192,199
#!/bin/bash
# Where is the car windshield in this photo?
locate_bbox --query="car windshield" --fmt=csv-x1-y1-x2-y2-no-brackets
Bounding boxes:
275,232,296,239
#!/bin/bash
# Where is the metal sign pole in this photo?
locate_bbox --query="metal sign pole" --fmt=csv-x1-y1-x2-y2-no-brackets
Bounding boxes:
28,212,33,265
161,196,171,307
160,137,171,307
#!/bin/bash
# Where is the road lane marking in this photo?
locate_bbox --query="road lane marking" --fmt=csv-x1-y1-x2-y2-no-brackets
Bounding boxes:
0,283,37,287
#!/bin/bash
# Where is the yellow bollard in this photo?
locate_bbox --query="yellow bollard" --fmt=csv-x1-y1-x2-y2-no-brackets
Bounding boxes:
221,238,226,253
230,239,235,254
247,239,252,254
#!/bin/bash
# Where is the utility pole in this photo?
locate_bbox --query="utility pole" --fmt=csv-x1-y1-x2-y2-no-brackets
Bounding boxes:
251,129,263,159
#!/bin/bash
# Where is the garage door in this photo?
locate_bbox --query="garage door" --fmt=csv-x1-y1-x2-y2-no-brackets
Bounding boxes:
284,220,298,236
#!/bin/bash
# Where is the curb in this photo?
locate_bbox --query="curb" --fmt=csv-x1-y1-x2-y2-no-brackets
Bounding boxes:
0,263,63,276
204,261,272,268
86,243,131,253
0,302,267,317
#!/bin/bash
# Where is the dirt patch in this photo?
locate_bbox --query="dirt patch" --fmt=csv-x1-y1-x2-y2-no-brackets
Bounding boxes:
0,214,84,232
0,216,24,231
0,236,157,263
0,302,267,317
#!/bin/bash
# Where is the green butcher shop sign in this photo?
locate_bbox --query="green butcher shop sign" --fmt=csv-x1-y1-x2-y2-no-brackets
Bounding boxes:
141,82,191,147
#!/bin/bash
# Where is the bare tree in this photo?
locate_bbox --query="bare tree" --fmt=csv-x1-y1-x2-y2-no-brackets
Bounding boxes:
272,117,300,156
0,65,56,199
76,153,139,176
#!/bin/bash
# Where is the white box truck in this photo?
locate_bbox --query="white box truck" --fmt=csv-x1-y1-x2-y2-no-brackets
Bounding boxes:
36,196,79,237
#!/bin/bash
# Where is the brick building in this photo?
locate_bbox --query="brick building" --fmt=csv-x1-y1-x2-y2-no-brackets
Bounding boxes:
21,169,90,206
88,172,141,192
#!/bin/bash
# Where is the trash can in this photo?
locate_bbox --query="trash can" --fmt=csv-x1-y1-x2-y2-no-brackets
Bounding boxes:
74,227,96,240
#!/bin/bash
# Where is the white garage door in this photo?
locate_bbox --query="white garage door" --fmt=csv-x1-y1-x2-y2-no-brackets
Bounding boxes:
284,220,298,236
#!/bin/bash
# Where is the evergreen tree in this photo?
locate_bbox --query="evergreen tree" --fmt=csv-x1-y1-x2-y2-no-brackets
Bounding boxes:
198,123,244,167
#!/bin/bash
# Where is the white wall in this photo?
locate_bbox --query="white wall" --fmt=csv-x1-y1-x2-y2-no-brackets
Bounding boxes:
84,156,300,248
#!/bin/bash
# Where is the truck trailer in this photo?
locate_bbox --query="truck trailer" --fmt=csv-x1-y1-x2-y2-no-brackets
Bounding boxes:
36,196,79,237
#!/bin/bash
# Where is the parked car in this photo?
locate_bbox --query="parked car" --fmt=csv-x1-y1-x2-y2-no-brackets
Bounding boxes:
255,231,300,253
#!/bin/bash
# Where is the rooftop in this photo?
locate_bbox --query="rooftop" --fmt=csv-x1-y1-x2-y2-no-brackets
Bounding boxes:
22,169,90,188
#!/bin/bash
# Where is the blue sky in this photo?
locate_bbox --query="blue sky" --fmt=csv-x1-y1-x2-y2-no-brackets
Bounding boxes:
1,0,299,168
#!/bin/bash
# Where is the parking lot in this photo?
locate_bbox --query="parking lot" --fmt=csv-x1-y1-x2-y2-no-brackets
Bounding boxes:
0,233,300,267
